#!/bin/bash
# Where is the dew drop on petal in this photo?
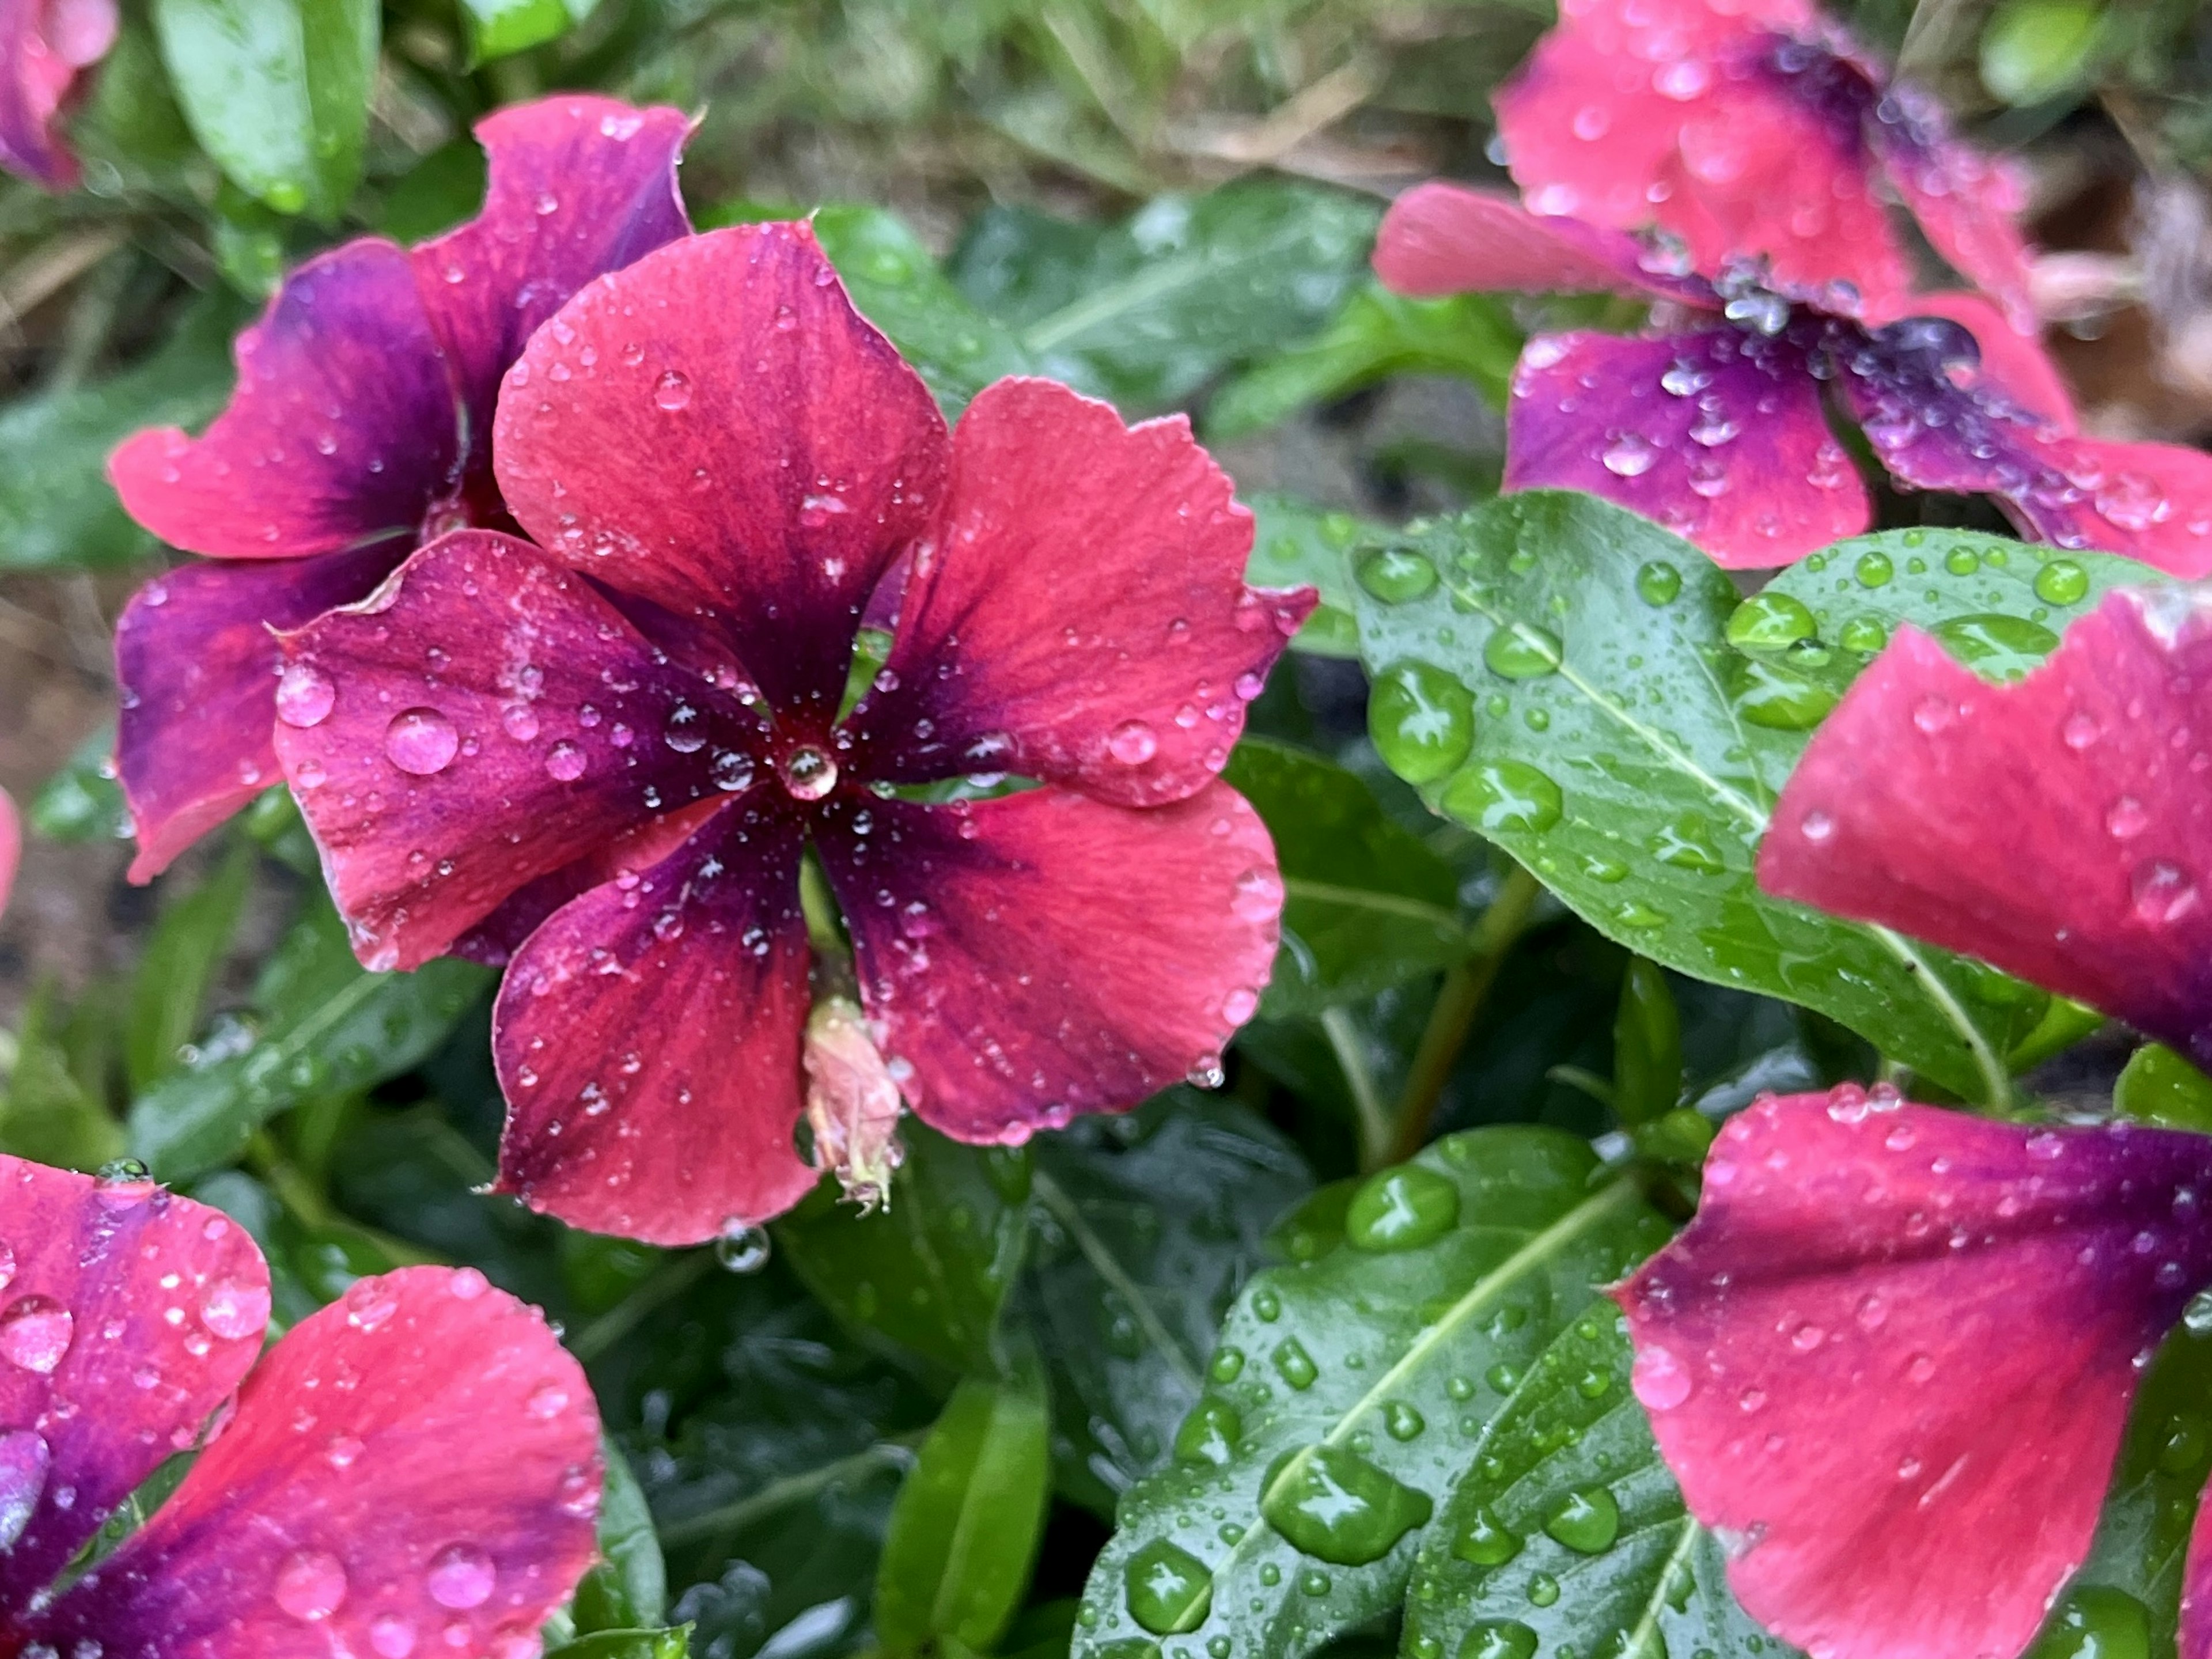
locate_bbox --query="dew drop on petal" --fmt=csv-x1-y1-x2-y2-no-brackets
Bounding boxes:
1630,1343,1691,1410
275,1549,349,1622
2133,860,2200,925
1601,433,1658,478
1232,866,1284,923
1108,721,1158,765
200,1277,270,1343
653,371,692,412
370,1615,419,1659
276,664,336,729
501,703,541,743
385,709,460,777
527,1381,570,1419
426,1543,497,1610
0,1298,72,1374
545,742,587,782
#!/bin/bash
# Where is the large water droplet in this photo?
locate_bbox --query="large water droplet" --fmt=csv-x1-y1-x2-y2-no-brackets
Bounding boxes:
200,1277,271,1342
275,1548,349,1622
780,746,838,801
1173,1399,1242,1466
1345,1166,1461,1252
1108,721,1160,766
276,664,336,728
2133,860,2199,925
1272,1336,1319,1389
1452,1506,1522,1566
426,1543,496,1610
1459,1623,1539,1659
0,1430,48,1551
1650,813,1729,874
544,742,587,782
2033,559,2090,606
1630,1343,1691,1410
385,709,460,777
1124,1538,1213,1634
1854,550,1894,588
1930,614,2059,681
1370,661,1476,785
1441,760,1563,835
1601,433,1658,478
653,370,693,411
1635,562,1681,606
1542,1486,1619,1554
1357,547,1440,605
1726,592,1819,653
2025,1585,2151,1659
715,1219,771,1272
1734,660,1838,730
0,1297,71,1374
1259,1444,1434,1566
1482,624,1565,680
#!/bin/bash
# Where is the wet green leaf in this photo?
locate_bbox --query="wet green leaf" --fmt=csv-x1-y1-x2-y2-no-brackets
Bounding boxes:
457,0,593,63
1,982,126,1171
1245,495,1381,660
1350,492,2050,1103
28,726,127,843
1224,738,1467,1017
1981,0,2107,104
1611,959,1681,1127
1073,1128,1671,1659
126,840,253,1092
1407,1308,1788,1659
544,1630,691,1659
571,1438,669,1633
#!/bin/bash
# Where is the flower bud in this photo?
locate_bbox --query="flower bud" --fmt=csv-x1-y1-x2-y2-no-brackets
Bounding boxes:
802,997,906,1210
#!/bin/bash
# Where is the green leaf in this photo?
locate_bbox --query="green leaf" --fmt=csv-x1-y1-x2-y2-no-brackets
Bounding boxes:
1981,0,2106,104
1245,495,1373,660
1611,960,1681,1127
545,1631,691,1659
1024,1091,1312,1513
0,302,237,572
1405,1308,1790,1659
1349,493,2048,1103
150,0,378,217
811,205,1038,418
875,1353,1052,1654
949,181,1382,410
775,1122,1032,1373
126,840,254,1093
127,899,491,1180
1,982,126,1171
28,726,127,842
1208,284,1521,441
571,1438,668,1633
457,0,592,64
1224,738,1468,1017
2116,1044,2212,1133
1073,1128,1671,1659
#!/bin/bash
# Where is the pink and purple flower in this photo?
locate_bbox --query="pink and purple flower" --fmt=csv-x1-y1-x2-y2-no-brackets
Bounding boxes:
0,0,113,189
107,96,694,881
267,222,1310,1245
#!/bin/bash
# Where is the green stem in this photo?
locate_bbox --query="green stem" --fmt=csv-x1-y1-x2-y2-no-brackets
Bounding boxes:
245,1133,440,1266
570,1250,716,1363
655,1438,921,1547
1320,1007,1391,1172
1385,864,1543,1166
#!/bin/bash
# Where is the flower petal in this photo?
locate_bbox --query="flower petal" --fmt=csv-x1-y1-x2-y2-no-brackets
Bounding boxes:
29,1266,599,1659
1618,1089,2212,1659
1372,181,1699,302
1759,596,2212,1066
0,1160,268,1613
109,239,459,559
813,781,1282,1143
1864,91,2038,332
842,378,1313,805
1842,323,2212,575
1505,328,1870,567
0,0,112,188
1901,291,2076,430
493,802,816,1244
1495,1,1912,314
493,223,949,722
273,531,765,972
115,544,406,882
412,96,692,465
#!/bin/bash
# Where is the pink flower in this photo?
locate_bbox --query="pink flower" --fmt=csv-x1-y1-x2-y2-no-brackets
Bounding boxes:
1374,0,2212,573
269,222,1311,1246
105,96,694,881
0,1155,600,1658
0,0,114,189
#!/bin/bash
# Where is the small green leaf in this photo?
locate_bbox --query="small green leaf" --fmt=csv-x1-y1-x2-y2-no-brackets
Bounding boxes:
1611,960,1682,1126
1208,283,1521,441
1224,738,1467,1017
1073,1128,1672,1659
457,0,590,64
544,1630,691,1659
875,1354,1052,1653
127,899,491,1179
2115,1044,2212,1133
775,1122,1031,1373
1025,1092,1312,1513
1981,0,2106,105
570,1438,667,1633
1,983,126,1172
29,726,127,842
126,840,255,1093
151,0,378,217
1349,493,2050,1103
1406,1309,1790,1659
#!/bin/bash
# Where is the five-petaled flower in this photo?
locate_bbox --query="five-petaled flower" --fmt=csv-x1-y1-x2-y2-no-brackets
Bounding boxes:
1374,0,2212,572
106,95,695,882
1617,588,2212,1659
268,222,1311,1246
0,1155,599,1658
0,0,113,189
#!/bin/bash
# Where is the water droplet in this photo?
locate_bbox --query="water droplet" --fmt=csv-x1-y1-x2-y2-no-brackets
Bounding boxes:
0,1431,48,1550
1635,562,1682,606
1174,1399,1242,1466
663,707,706,753
653,370,692,411
1370,661,1476,785
1650,813,1729,874
1441,760,1563,835
2034,559,2090,606
370,1615,419,1659
1452,1507,1522,1566
1735,661,1838,730
1259,1444,1434,1565
276,664,336,728
2028,1586,2152,1659
1459,1623,1538,1659
1124,1538,1213,1634
426,1543,495,1610
2133,861,2200,925
1384,1401,1426,1441
1108,721,1160,766
715,1220,771,1272
200,1277,270,1343
1346,1166,1461,1252
1930,614,2059,681
1726,593,1819,653
276,1548,349,1621
544,742,586,782
1209,1346,1245,1383
385,709,460,777
1839,617,1889,654
1631,1343,1691,1410
1272,1336,1319,1389
1357,547,1439,605
1526,1573,1560,1608
1543,1486,1619,1553
1854,551,1895,589
0,1298,71,1374
1482,623,1565,680
780,746,838,801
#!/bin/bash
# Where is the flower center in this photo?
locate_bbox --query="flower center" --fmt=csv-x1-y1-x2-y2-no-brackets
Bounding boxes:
781,745,838,801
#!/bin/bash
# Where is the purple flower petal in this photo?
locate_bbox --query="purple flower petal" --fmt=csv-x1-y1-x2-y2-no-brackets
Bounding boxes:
1373,181,1706,303
0,0,112,188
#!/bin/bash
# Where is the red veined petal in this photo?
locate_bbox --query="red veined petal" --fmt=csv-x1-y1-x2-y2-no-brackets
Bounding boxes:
1495,0,1912,313
1899,290,2076,430
1372,181,1700,302
0,789,18,918
1760,597,2212,1065
492,803,815,1244
813,781,1283,1144
272,531,766,972
114,544,406,882
1619,1090,2212,1659
412,96,692,469
842,378,1312,805
1505,328,1870,567
108,240,459,559
0,0,111,188
26,1266,599,1659
492,223,949,723
0,1160,268,1613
